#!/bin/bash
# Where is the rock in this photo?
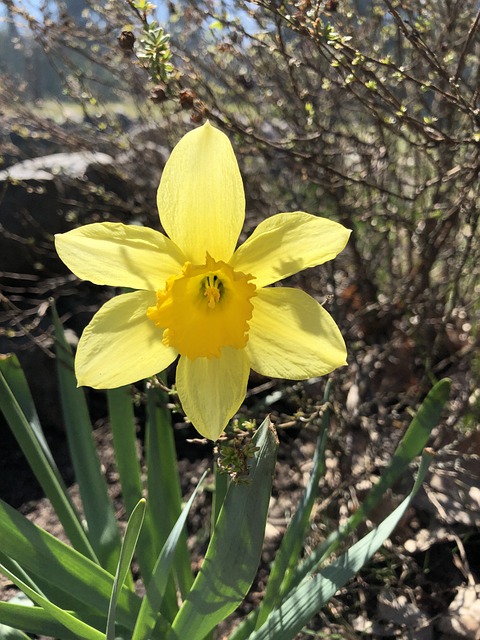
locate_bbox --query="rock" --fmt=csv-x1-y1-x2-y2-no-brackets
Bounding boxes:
0,151,114,181
0,151,126,276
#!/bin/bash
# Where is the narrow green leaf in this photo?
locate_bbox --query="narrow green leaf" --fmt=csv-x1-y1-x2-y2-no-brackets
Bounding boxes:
0,549,97,617
0,356,96,562
0,602,84,640
0,600,87,640
0,498,140,630
107,387,143,516
106,499,146,640
212,460,229,531
107,388,144,515
288,378,451,590
0,354,53,464
107,387,158,588
0,628,30,640
229,382,332,640
52,303,121,573
230,379,450,640
249,451,434,640
168,416,278,640
0,565,104,640
145,383,193,616
132,471,208,640
257,382,331,627
0,614,31,640
146,385,183,549
394,378,451,460
344,378,451,529
0,601,128,640
0,555,45,599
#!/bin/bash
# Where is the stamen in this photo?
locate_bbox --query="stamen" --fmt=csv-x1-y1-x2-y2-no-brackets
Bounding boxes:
204,274,222,308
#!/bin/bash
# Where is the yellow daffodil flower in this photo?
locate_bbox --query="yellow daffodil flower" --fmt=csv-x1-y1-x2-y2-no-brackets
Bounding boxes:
55,122,350,440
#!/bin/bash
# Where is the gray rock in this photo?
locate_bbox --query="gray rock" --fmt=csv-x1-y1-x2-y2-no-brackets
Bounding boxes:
0,151,114,182
0,151,126,276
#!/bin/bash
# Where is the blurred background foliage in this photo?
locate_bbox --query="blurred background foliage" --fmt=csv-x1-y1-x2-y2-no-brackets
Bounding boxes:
0,0,479,434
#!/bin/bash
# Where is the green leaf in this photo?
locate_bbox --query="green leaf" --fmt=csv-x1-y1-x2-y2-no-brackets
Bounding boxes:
0,628,30,640
168,416,278,640
288,378,451,589
0,601,91,639
0,498,140,630
0,599,70,639
0,564,104,640
212,460,229,531
132,471,208,640
52,303,121,573
260,382,331,620
0,354,52,462
0,355,96,562
232,382,332,640
107,387,144,517
0,601,129,640
0,555,45,600
0,614,31,640
106,499,146,640
394,378,451,460
107,387,159,588
0,601,81,640
230,379,450,640
248,450,434,640
145,383,193,616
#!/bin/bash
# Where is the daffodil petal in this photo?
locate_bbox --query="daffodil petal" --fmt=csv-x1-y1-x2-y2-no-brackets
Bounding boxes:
157,122,245,264
176,347,250,440
75,291,177,388
246,287,347,379
55,223,186,290
231,212,351,287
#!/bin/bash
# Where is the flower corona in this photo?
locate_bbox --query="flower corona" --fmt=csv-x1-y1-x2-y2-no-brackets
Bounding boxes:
146,254,256,359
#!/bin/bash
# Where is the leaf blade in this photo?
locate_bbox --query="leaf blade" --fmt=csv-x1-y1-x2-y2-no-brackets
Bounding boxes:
52,303,121,573
0,498,140,630
249,450,434,640
0,356,96,561
106,499,146,640
288,379,451,589
168,417,278,640
0,564,104,640
132,471,207,640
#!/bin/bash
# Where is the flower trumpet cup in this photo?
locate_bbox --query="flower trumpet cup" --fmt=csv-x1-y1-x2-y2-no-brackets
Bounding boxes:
55,122,351,440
